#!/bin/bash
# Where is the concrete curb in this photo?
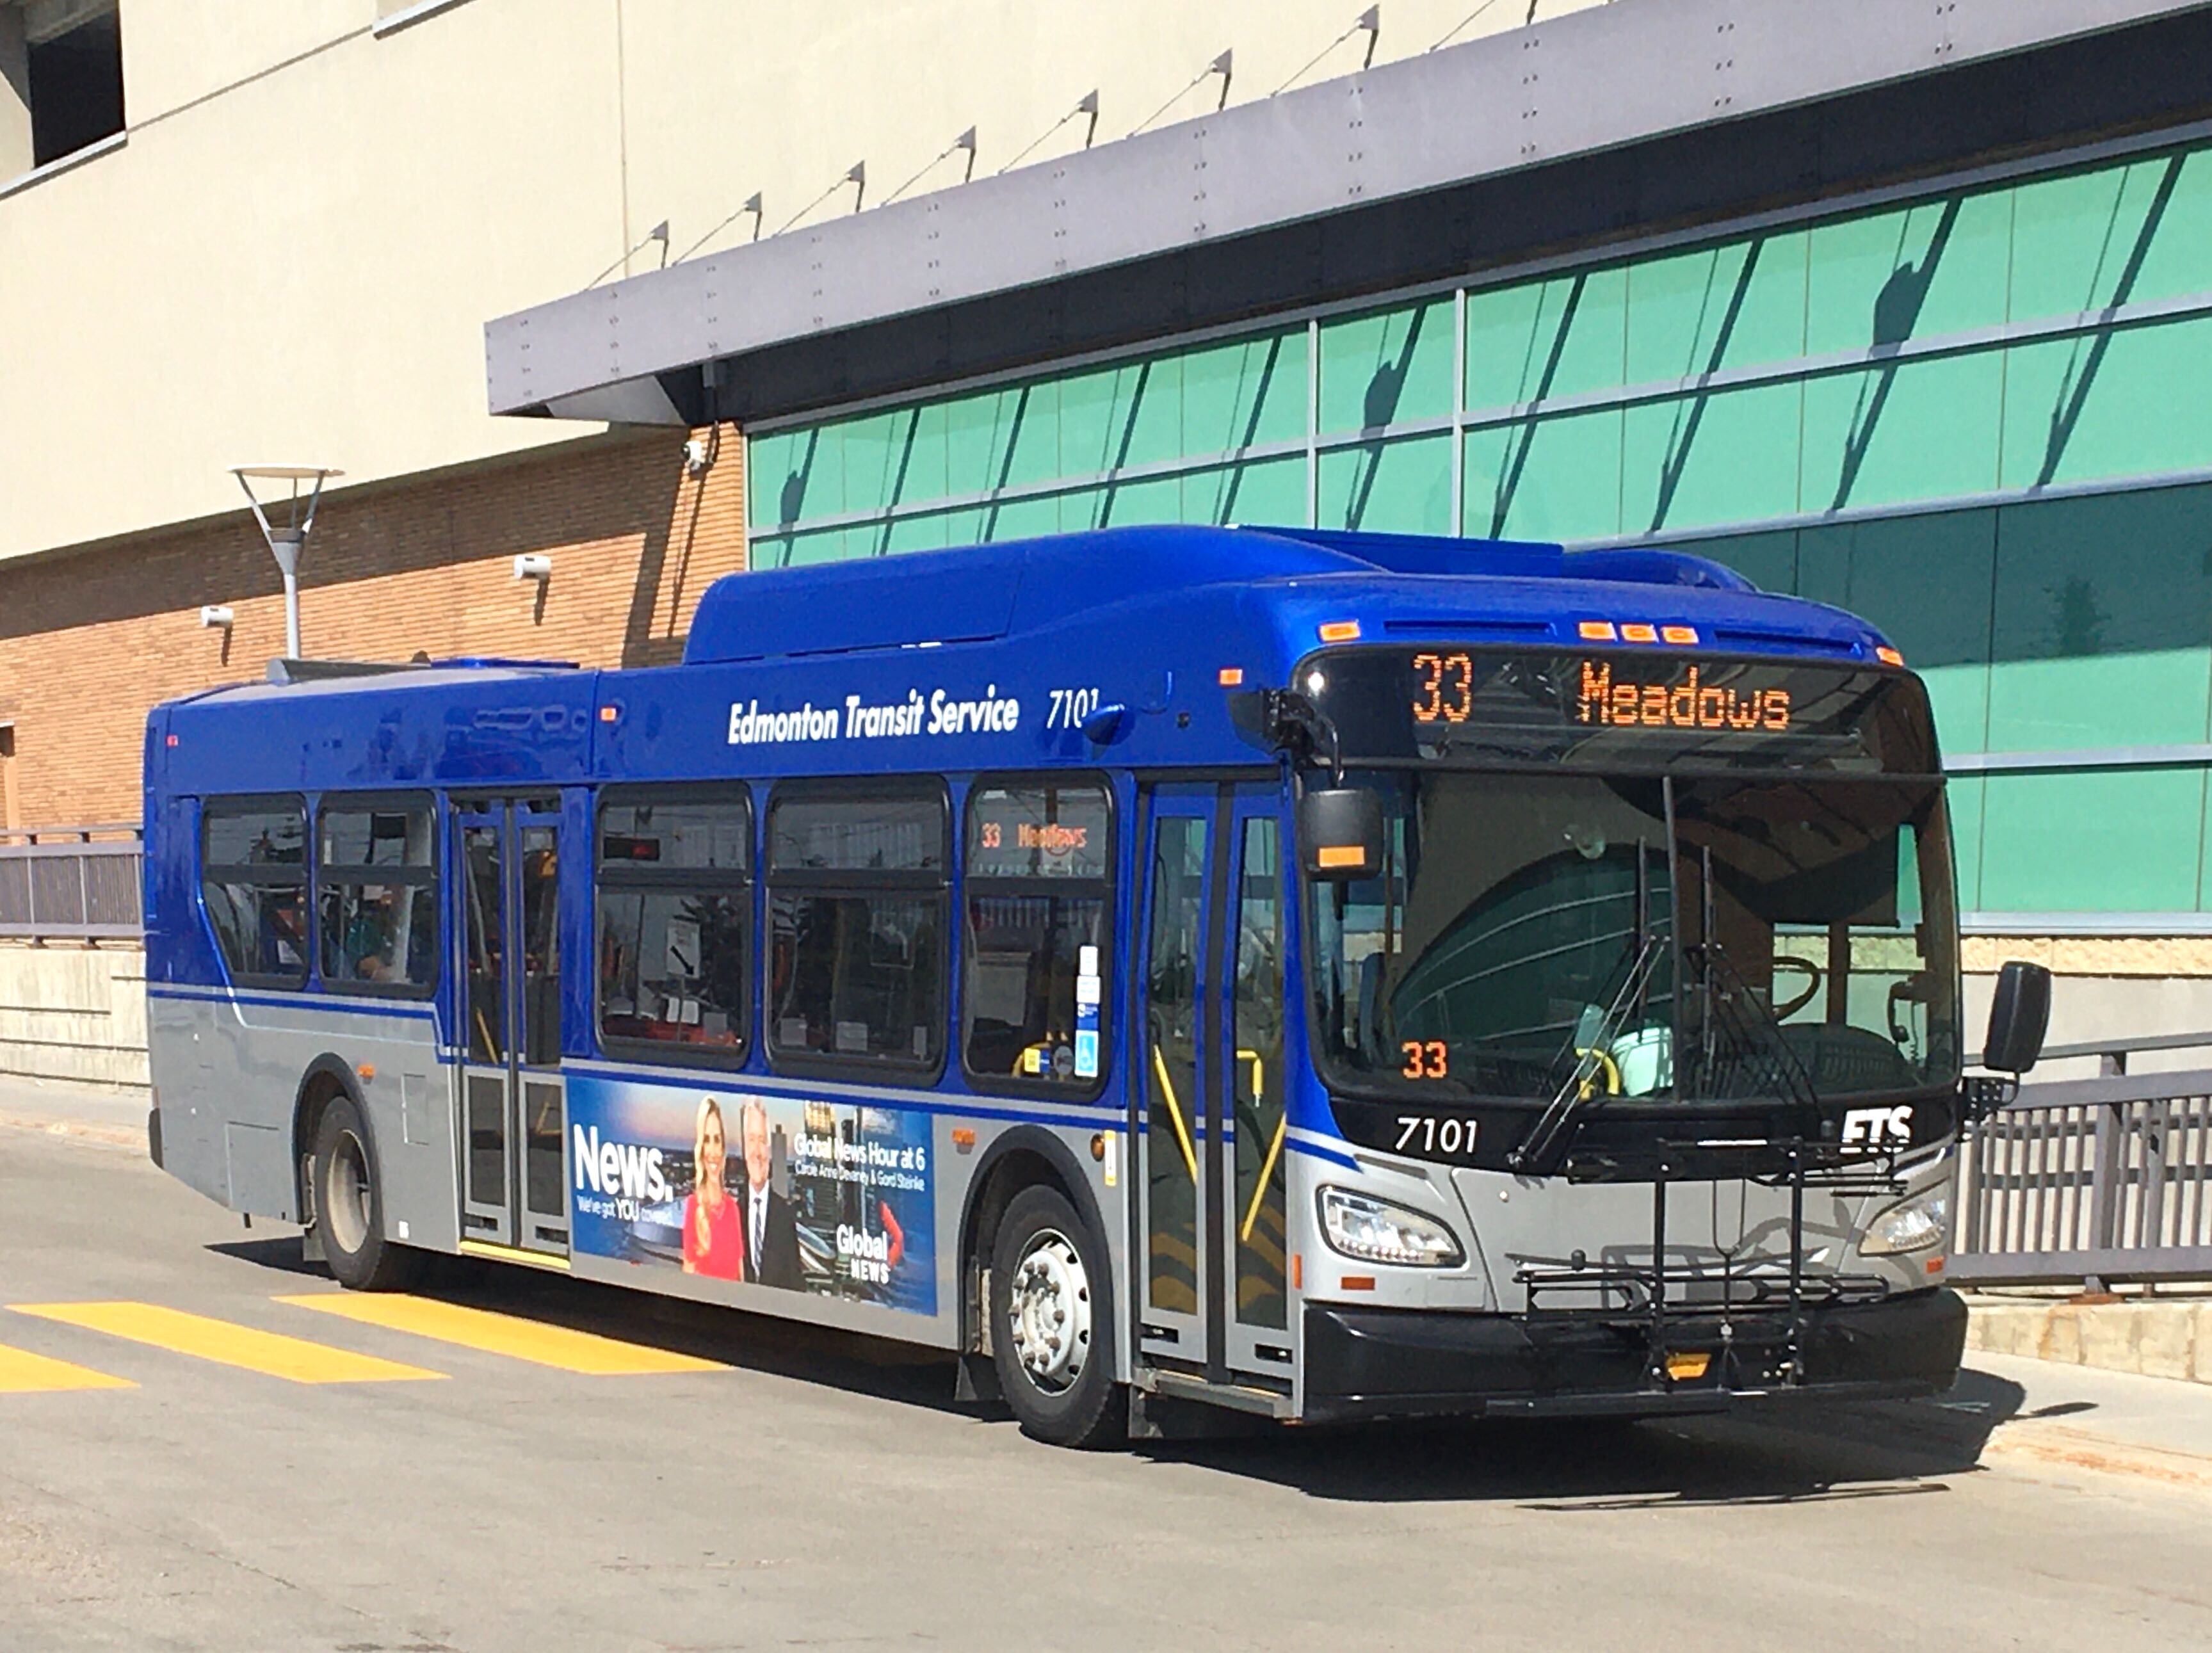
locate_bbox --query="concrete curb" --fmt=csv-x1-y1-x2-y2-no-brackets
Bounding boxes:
1983,1421,2212,1495
1968,1297,2212,1387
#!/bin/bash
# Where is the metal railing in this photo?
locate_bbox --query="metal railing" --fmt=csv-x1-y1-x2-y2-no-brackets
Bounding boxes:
0,823,143,941
1952,1033,2212,1287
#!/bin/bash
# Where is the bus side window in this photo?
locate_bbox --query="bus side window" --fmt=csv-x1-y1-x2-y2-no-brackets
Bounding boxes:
597,786,752,1061
200,796,309,987
766,784,948,1074
317,797,438,996
961,777,1111,1092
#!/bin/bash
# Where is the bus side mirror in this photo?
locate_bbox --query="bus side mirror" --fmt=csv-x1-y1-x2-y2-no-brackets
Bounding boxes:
1982,960,2051,1076
1299,787,1383,882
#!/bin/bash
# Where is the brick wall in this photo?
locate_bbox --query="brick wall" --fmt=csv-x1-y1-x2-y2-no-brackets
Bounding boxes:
0,425,745,825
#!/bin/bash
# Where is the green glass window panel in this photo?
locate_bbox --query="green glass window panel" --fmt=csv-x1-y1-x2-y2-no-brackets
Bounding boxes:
1805,192,2011,355
1320,298,1453,435
1947,775,1986,912
837,411,905,517
748,431,802,528
1795,510,1997,751
1094,474,1185,529
2009,148,2212,325
1060,359,1181,476
1985,485,2212,750
980,492,1060,543
1977,768,2204,912
944,386,1026,497
1464,268,1628,413
1999,314,2212,492
1800,348,2002,514
1182,331,1307,455
995,380,1062,490
1183,455,1307,528
1463,411,1622,543
1620,380,1802,535
1320,435,1451,535
880,510,953,555
749,532,793,569
754,424,844,529
1054,487,1102,533
781,524,853,567
1667,528,1799,595
884,403,949,509
1624,231,1808,385
937,506,986,550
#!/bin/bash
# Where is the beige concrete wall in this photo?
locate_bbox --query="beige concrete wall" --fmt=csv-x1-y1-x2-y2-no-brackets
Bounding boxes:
0,944,147,1091
0,0,1607,563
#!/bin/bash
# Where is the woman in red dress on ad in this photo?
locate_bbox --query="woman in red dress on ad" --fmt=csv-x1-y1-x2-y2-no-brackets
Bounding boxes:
682,1097,745,1279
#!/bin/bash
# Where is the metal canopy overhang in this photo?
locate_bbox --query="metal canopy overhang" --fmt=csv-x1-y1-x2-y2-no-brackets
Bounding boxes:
485,0,2212,428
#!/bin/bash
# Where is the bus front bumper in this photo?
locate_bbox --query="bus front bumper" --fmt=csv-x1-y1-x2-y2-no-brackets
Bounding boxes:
1299,1287,1967,1423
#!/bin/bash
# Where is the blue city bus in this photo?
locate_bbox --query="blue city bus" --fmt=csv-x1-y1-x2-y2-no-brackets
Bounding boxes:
141,526,2048,1446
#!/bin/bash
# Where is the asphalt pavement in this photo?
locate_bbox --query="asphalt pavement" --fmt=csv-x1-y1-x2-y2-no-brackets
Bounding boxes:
3,1083,2211,1652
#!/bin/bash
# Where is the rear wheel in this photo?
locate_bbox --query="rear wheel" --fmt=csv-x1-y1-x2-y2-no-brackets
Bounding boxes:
312,1094,421,1291
990,1184,1124,1449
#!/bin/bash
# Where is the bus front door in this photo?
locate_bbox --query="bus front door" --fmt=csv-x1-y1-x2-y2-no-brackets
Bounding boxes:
1136,780,1290,1387
454,797,569,1256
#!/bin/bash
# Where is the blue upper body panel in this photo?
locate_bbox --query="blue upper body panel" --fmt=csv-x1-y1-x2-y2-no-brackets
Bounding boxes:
152,526,1894,796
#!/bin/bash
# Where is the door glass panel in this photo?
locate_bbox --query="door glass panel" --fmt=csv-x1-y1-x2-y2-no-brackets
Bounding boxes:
1145,814,1207,1316
519,824,561,1067
465,1072,507,1213
1232,816,1288,1332
523,1077,565,1236
463,826,505,1063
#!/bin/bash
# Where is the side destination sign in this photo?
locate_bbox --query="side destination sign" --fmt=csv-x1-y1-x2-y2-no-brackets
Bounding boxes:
729,684,1023,746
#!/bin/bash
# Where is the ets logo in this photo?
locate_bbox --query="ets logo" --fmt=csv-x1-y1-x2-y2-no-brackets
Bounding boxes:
1841,1105,1915,1151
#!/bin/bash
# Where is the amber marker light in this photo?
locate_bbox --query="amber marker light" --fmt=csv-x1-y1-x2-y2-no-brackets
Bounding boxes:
1218,666,1245,686
1341,1275,1376,1291
1621,622,1659,643
1877,646,1906,667
1578,620,1617,641
599,705,619,723
1315,845,1366,869
1317,620,1362,643
356,1064,376,1082
1661,624,1700,645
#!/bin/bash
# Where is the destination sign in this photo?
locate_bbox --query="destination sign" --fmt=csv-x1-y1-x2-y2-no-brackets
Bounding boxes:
1305,649,1932,773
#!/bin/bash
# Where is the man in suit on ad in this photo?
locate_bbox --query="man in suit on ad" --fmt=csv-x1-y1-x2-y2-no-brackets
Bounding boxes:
739,1099,805,1290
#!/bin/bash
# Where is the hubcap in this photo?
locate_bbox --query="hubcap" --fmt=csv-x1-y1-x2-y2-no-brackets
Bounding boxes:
325,1129,372,1257
1007,1227,1091,1395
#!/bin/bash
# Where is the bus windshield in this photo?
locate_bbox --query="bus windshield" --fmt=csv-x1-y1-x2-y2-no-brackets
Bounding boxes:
1307,769,1961,1106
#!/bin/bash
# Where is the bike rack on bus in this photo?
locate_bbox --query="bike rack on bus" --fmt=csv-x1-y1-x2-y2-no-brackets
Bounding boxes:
1514,1137,1905,1394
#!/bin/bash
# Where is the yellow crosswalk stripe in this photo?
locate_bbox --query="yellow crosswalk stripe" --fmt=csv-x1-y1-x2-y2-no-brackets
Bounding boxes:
10,1303,445,1384
276,1293,725,1376
0,1341,136,1394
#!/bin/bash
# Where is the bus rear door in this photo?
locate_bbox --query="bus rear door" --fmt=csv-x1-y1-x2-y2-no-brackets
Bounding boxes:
453,796,569,1256
1136,780,1291,1387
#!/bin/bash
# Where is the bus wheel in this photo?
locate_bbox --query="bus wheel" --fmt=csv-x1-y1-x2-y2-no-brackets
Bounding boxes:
312,1095,420,1292
990,1185,1123,1449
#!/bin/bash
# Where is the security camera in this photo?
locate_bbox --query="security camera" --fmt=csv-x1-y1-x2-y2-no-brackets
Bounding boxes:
512,554,553,581
684,437,711,476
199,606,235,629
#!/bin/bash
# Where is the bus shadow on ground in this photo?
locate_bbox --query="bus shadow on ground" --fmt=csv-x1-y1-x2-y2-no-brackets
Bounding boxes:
210,1235,2032,1504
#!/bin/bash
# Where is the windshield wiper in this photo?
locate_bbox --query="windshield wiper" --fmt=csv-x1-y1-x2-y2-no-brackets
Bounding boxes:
1508,931,1668,1174
1683,934,1821,1113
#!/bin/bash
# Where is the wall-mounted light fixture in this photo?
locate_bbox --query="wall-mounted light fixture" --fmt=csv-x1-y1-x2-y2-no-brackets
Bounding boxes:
513,554,553,582
198,606,235,630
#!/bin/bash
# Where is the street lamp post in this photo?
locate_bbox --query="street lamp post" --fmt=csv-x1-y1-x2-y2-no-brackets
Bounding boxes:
230,465,343,661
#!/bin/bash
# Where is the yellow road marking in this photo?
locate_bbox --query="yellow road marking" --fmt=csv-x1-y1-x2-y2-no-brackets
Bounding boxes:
0,1342,136,1394
277,1293,723,1376
10,1303,444,1384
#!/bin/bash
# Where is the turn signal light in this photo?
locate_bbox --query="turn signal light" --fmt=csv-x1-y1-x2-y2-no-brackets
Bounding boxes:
1877,646,1905,667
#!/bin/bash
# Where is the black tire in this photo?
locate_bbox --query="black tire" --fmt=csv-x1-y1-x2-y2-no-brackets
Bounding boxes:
990,1184,1124,1449
312,1093,421,1292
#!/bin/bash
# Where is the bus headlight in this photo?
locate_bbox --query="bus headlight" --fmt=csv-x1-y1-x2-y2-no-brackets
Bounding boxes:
1862,1188,1949,1256
1317,1186,1465,1268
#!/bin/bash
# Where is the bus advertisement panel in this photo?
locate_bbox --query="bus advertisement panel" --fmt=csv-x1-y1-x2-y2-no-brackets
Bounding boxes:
565,1076,937,1316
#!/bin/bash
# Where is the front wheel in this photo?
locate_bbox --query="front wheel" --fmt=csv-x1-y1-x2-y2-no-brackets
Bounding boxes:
990,1185,1124,1449
312,1094,421,1291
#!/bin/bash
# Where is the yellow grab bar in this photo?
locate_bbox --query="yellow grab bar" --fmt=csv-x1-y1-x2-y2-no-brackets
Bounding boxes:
1149,1044,1200,1181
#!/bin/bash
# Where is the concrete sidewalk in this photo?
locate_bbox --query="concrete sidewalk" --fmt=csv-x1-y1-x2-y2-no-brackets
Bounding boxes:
0,1072,149,1150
